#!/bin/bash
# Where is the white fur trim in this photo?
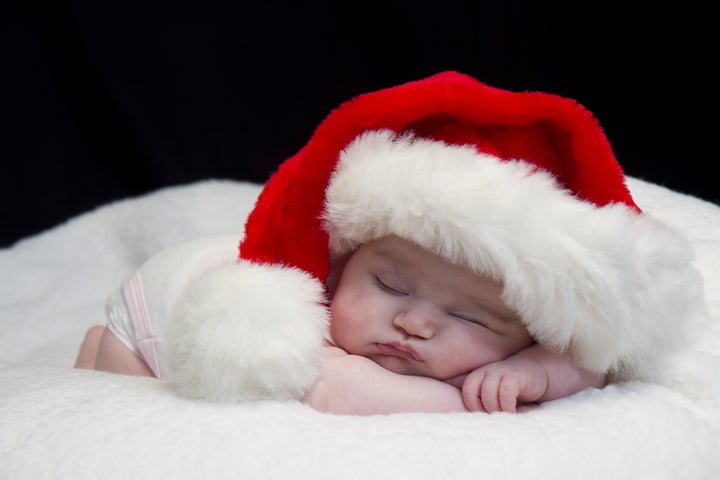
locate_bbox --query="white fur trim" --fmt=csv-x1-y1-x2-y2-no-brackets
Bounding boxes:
323,130,705,379
167,261,329,402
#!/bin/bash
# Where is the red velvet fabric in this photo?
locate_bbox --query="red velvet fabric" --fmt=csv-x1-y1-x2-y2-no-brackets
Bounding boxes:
238,71,637,283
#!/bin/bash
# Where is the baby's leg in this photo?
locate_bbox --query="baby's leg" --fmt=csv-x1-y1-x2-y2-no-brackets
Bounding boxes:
74,325,105,370
96,327,155,376
75,325,155,377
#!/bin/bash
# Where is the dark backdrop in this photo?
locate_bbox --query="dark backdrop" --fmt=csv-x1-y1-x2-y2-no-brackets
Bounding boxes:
3,1,715,247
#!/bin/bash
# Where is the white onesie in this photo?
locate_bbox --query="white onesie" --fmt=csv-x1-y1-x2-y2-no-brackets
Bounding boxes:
105,234,241,377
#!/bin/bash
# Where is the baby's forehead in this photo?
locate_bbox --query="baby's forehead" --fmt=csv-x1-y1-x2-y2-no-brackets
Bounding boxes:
362,242,413,267
360,236,519,317
360,236,495,274
355,237,422,267
359,236,503,287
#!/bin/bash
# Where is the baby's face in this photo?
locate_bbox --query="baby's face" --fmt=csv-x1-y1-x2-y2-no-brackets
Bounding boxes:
329,235,533,381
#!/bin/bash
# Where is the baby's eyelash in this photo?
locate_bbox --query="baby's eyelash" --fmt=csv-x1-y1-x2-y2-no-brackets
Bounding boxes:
449,312,496,332
373,275,407,296
449,312,481,324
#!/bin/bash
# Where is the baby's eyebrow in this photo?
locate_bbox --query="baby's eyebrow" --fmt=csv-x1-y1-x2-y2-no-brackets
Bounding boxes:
370,248,413,269
463,300,511,323
452,280,517,323
465,295,521,324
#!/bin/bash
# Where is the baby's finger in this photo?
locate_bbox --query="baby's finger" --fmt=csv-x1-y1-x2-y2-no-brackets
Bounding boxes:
479,374,502,413
461,372,486,412
498,377,521,413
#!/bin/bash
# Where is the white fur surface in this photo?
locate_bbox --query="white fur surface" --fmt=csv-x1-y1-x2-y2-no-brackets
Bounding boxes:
1,178,719,479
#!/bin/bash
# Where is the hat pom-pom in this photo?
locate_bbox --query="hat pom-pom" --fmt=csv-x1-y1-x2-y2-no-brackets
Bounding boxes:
166,261,329,402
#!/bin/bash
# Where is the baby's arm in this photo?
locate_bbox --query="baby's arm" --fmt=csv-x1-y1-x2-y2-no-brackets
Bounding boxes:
303,346,467,415
461,344,606,413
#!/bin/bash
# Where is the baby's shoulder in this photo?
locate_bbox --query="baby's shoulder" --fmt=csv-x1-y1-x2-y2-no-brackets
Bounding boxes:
322,342,350,358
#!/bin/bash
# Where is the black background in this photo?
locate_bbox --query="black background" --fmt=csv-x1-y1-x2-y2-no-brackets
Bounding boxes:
3,2,716,248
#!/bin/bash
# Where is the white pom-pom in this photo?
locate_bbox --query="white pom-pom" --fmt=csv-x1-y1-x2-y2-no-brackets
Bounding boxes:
167,261,329,402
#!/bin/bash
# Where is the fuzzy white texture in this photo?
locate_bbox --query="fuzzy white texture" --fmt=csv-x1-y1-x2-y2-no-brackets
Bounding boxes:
323,130,706,379
168,261,330,402
2,179,718,479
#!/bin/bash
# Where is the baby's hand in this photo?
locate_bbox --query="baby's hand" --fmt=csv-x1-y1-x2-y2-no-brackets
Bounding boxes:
461,356,548,413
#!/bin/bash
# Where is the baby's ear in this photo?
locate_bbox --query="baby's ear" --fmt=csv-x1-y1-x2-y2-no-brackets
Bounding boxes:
166,261,330,402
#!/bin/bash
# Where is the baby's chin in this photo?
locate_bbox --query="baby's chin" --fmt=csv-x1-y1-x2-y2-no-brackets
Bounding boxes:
369,354,443,380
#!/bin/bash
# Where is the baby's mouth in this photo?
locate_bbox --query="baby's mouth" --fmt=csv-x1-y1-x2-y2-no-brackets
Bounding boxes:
375,342,421,362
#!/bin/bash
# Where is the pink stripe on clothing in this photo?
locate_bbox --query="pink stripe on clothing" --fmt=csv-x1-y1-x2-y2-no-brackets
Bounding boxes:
122,272,161,377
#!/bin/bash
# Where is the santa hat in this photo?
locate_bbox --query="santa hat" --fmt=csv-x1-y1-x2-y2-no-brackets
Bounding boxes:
168,71,704,402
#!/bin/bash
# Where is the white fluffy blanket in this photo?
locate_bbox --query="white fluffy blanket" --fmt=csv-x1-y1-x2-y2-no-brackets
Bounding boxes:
2,178,719,479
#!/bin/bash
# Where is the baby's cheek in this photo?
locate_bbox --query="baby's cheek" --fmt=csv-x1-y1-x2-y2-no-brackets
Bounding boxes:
445,334,498,370
330,286,381,348
329,303,356,345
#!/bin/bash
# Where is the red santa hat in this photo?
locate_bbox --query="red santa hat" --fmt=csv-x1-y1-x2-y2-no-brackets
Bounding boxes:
168,71,704,402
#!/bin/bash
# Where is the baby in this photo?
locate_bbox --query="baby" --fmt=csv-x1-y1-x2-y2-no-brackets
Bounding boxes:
305,235,604,414
75,72,703,414
76,233,604,413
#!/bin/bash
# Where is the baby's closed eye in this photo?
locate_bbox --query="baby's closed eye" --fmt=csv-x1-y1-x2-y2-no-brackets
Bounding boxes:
373,275,409,296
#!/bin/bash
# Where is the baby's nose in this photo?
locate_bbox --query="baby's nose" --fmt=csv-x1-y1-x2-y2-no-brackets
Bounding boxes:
393,304,437,339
